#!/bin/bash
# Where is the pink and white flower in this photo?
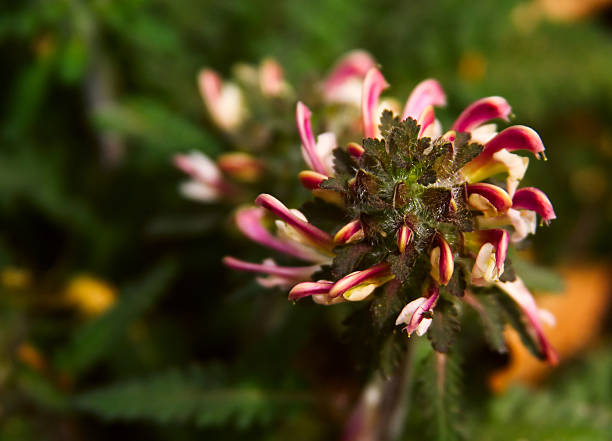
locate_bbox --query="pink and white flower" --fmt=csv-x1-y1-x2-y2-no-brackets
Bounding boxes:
197,69,246,131
395,282,440,336
322,50,377,106
174,151,231,202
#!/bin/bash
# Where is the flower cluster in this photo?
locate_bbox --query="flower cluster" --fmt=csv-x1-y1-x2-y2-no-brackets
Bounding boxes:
224,65,557,363
174,51,376,203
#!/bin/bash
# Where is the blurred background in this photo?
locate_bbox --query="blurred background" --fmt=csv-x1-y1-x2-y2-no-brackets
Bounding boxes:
0,0,611,440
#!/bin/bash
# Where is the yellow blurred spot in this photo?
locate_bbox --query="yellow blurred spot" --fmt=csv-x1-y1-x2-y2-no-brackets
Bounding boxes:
511,2,543,34
458,51,487,83
1,267,32,290
490,263,611,392
64,275,117,317
17,343,46,372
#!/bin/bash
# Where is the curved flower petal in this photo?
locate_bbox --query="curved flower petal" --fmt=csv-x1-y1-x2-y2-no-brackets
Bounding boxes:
397,224,413,254
430,236,454,286
235,207,325,262
467,183,512,215
512,187,556,223
323,50,376,105
417,105,435,138
464,229,509,283
298,170,328,190
256,194,333,251
347,142,365,158
361,68,389,139
452,96,511,133
496,277,559,364
329,263,394,300
296,102,328,175
259,58,285,97
395,283,439,336
401,79,447,121
288,280,334,301
482,125,546,159
315,132,337,176
462,149,529,196
174,151,227,201
334,220,364,244
507,208,538,242
223,257,318,289
178,181,220,202
174,151,222,184
197,69,245,130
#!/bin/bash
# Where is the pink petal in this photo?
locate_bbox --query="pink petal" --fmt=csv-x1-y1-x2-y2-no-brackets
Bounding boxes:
256,194,333,250
296,102,327,174
223,256,317,279
430,236,454,286
467,183,513,213
323,50,376,102
235,207,320,261
288,280,333,301
452,96,511,133
334,220,364,244
465,229,509,277
298,170,328,190
401,79,447,121
329,263,392,298
482,125,546,159
259,58,285,97
417,105,435,138
496,277,559,364
512,187,556,222
397,224,413,254
361,68,389,138
347,142,365,158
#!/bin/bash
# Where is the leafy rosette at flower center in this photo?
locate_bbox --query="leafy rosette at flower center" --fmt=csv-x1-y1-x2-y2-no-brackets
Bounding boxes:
225,66,558,366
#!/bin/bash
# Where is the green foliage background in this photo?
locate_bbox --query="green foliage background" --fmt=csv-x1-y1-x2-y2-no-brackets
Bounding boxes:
0,0,611,439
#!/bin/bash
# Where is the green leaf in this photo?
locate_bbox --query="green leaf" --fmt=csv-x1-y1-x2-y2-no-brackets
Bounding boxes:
452,134,482,171
55,260,177,374
427,295,461,353
467,292,507,353
330,243,373,280
410,349,464,441
94,97,219,155
512,256,564,292
75,366,311,429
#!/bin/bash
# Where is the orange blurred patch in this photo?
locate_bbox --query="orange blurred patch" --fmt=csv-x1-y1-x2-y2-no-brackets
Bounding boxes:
17,343,46,372
490,263,611,393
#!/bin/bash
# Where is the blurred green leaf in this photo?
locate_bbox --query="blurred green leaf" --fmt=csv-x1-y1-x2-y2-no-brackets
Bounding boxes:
75,365,311,429
94,97,220,155
55,259,177,374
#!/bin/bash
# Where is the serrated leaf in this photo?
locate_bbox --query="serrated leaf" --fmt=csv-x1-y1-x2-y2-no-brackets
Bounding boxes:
410,350,464,441
331,243,373,279
467,292,507,353
75,366,310,429
427,296,461,353
453,134,482,171
332,148,357,175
